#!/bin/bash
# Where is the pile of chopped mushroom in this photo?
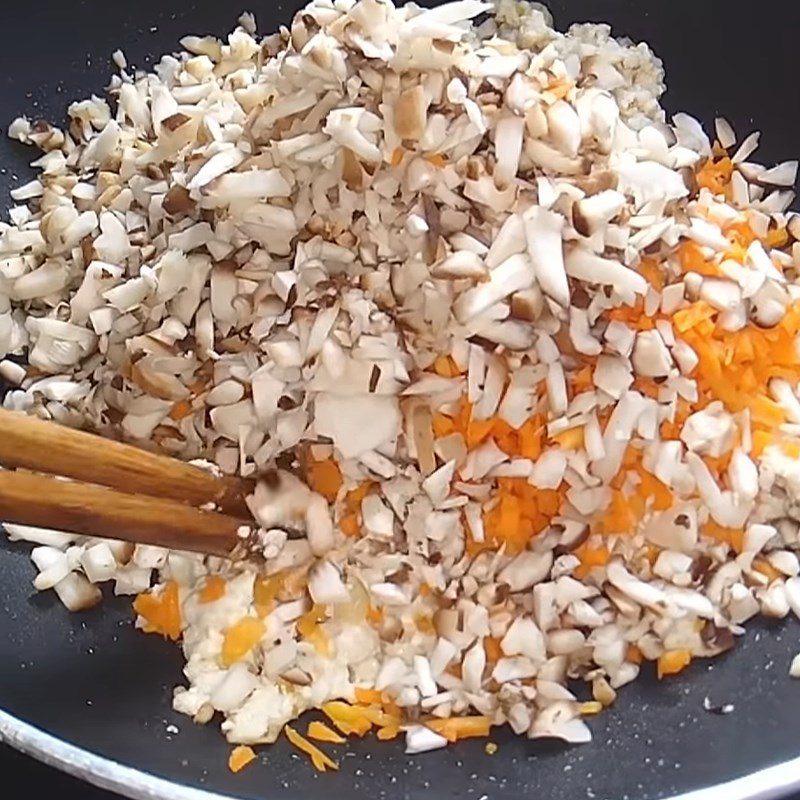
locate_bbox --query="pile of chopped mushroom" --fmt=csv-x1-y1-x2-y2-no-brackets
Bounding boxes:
4,0,800,769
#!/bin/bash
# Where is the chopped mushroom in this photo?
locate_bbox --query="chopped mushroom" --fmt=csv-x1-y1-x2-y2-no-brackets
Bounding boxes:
5,0,800,763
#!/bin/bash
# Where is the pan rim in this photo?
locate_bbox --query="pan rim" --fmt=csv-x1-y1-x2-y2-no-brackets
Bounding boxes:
1,708,799,800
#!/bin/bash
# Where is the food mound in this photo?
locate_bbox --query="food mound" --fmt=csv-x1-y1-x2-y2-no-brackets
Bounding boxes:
2,0,800,772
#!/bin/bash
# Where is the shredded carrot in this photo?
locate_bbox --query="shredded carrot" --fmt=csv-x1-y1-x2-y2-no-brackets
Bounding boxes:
466,416,496,449
377,723,400,740
766,227,789,249
221,617,265,667
339,480,376,537
495,427,521,457
345,481,375,512
479,477,565,554
168,399,194,420
518,416,543,459
636,470,673,511
321,701,373,736
552,426,584,450
626,644,643,665
228,745,256,773
696,156,734,198
297,604,327,631
675,300,800,428
657,649,692,679
609,302,660,333
432,413,455,438
573,544,611,579
360,704,401,729
424,152,448,168
383,698,402,719
753,558,782,583
339,513,361,538
199,575,226,604
253,572,284,617
638,257,664,291
702,521,744,553
752,430,774,457
285,725,338,772
306,457,343,502
307,720,346,744
598,488,641,535
133,581,182,641
414,613,436,635
545,79,573,100
297,604,331,656
673,300,716,333
724,220,757,251
425,716,492,742
433,355,460,377
782,440,800,459
644,544,660,566
354,687,384,705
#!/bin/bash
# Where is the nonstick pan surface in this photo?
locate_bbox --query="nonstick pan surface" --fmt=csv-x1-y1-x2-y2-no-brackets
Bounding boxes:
1,1,800,799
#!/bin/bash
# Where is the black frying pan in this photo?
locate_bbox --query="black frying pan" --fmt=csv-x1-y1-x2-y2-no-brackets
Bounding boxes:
1,2,800,799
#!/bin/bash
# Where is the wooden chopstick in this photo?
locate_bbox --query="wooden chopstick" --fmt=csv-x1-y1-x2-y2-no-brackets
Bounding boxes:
0,409,251,518
0,471,247,557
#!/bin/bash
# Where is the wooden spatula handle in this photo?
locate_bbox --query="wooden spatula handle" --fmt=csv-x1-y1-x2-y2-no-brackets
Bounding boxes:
0,471,247,557
0,409,250,517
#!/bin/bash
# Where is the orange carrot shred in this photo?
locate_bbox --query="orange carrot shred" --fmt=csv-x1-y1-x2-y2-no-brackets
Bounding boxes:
414,613,436,635
307,721,346,744
433,355,459,377
345,482,375,513
253,572,284,617
133,581,182,641
753,558,782,583
221,617,265,667
285,725,339,772
673,301,716,333
339,513,361,538
354,687,383,705
765,227,789,248
297,604,331,656
626,644,643,665
168,399,194,420
696,156,734,197
432,413,455,438
782,441,800,459
702,521,744,552
307,457,343,502
199,575,226,604
466,417,495,449
425,716,491,742
321,701,373,736
551,426,584,450
377,724,400,741
424,152,448,168
228,745,257,773
546,79,572,99
657,650,692,679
